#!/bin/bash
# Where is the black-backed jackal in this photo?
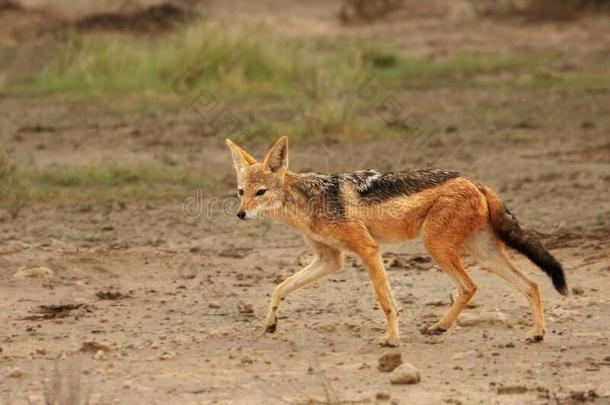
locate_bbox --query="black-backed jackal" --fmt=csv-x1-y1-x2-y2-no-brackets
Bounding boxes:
226,136,568,347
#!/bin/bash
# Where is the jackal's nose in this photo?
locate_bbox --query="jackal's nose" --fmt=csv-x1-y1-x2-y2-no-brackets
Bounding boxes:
237,211,246,220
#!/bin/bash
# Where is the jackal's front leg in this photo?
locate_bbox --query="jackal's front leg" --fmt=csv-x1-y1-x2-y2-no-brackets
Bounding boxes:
355,245,400,347
265,241,342,333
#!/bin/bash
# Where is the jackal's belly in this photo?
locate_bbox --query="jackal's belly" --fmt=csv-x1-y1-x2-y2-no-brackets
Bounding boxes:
366,216,424,243
361,195,430,243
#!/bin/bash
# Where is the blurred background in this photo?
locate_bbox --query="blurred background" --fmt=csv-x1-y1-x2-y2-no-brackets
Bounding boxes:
0,0,609,209
0,1,609,404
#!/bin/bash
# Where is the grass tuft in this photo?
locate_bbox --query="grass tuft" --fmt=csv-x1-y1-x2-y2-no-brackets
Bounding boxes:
0,149,30,218
6,23,367,99
19,163,216,203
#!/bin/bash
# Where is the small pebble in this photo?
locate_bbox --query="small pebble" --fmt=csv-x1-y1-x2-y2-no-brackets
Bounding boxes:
6,367,24,378
390,363,420,385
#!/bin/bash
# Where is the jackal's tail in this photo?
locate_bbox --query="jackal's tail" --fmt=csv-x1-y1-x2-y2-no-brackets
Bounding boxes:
479,186,568,295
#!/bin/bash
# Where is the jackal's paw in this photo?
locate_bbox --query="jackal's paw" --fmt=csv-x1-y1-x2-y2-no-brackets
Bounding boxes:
379,337,400,348
525,329,544,343
419,325,447,336
265,323,277,334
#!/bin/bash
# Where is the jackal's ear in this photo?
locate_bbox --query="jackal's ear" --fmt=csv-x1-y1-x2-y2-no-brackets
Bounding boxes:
226,139,257,173
263,136,289,174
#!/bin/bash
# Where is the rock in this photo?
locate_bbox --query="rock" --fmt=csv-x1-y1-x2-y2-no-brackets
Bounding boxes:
571,286,585,295
387,257,402,269
389,363,420,385
237,303,254,315
376,392,391,400
81,340,111,352
13,266,55,279
160,351,176,360
93,350,105,360
378,352,403,372
6,367,24,378
457,312,508,327
208,302,221,309
317,324,337,333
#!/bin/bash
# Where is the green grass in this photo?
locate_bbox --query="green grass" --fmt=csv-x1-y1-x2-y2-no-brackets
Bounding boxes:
522,70,610,91
229,111,413,146
4,22,366,98
0,149,30,218
369,53,529,84
368,53,610,91
6,19,605,99
18,163,217,203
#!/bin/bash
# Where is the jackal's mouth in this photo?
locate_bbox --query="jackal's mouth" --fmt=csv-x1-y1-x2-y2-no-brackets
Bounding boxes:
237,209,262,220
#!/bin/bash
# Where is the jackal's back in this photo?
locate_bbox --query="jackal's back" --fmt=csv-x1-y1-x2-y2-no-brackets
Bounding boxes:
287,169,461,217
349,169,460,203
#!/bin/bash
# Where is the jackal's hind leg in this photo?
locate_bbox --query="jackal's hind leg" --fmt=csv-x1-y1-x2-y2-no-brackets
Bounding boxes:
421,253,477,335
466,229,546,342
264,240,342,333
420,214,479,335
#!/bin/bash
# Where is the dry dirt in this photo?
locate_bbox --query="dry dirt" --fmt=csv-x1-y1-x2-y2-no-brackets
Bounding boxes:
1,1,610,404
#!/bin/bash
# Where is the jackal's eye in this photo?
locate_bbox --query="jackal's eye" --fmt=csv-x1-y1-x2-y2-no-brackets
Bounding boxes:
238,189,244,196
255,189,267,196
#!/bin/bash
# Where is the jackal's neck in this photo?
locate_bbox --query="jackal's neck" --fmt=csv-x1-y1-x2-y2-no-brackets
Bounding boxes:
273,171,324,227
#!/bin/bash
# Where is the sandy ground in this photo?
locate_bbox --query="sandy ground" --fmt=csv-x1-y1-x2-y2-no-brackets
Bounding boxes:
1,1,610,404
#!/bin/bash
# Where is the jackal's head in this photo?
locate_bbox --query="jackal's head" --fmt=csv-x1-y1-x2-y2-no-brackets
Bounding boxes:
226,136,289,220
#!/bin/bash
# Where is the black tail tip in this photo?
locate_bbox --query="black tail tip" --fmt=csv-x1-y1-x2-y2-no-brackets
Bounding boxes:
549,263,568,296
553,279,569,296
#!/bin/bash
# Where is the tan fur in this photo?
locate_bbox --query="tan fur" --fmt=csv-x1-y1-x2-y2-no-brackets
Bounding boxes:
226,136,549,346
